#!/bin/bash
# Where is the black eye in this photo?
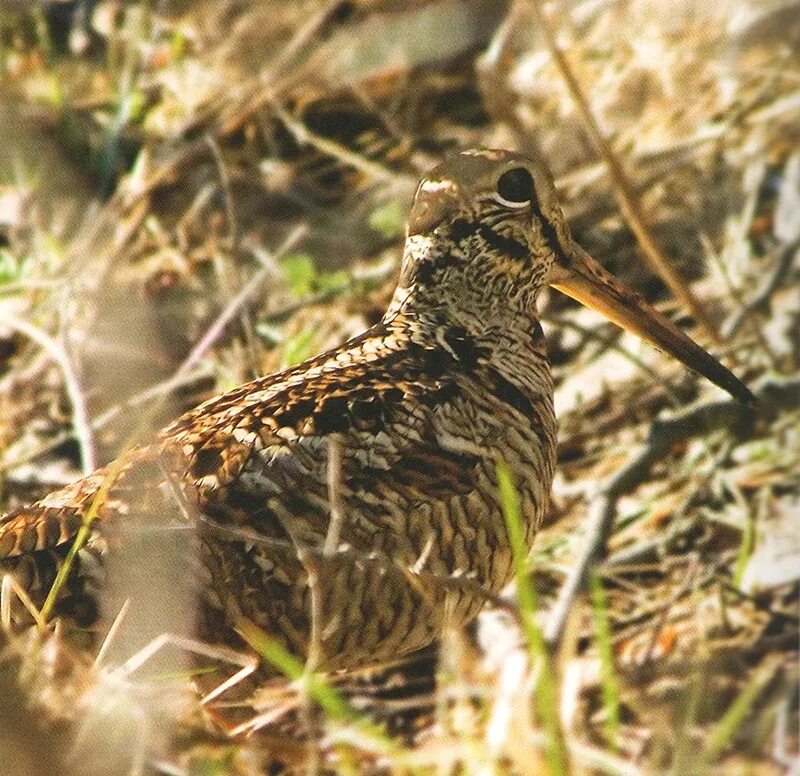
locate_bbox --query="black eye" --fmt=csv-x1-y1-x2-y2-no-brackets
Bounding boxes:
496,167,534,204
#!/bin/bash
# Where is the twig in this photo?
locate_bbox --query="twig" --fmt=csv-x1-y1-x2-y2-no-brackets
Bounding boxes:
528,0,722,344
0,366,212,476
94,599,130,667
323,436,345,556
115,632,257,703
214,0,350,139
197,517,519,621
544,313,683,407
262,255,397,324
90,366,214,433
1,573,47,631
722,240,798,339
298,547,323,776
205,134,261,379
640,554,700,665
204,135,239,248
2,314,96,475
0,226,305,479
273,104,407,186
177,224,306,376
703,234,777,364
544,375,799,647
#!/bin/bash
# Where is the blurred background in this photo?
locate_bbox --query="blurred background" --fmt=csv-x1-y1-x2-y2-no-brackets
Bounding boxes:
0,1,798,774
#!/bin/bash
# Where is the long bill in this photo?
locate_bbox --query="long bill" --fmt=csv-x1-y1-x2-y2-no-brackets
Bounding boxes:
549,242,755,405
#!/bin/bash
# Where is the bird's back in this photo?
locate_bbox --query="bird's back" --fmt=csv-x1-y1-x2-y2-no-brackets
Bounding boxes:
0,315,555,670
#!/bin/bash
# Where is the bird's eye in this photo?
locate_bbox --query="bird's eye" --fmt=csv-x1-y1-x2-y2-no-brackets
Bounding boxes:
496,167,535,206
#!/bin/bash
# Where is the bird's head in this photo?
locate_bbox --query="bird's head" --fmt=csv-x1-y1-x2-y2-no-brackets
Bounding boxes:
389,148,753,404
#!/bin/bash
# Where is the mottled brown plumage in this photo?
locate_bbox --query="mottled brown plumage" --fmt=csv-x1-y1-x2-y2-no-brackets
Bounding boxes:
0,149,751,673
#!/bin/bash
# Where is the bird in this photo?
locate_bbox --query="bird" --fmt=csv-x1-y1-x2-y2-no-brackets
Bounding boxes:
0,149,753,676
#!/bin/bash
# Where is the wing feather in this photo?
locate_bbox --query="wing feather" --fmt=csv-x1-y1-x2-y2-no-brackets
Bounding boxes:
1,323,480,574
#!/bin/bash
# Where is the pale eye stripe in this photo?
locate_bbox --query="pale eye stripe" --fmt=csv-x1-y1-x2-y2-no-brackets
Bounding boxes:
419,179,458,195
493,193,530,209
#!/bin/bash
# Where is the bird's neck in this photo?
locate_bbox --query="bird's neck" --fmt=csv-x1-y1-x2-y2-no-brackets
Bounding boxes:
384,292,541,347
382,286,548,390
382,267,554,458
383,234,546,355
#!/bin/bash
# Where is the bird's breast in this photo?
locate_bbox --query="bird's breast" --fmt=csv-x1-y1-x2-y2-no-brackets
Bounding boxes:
427,356,556,590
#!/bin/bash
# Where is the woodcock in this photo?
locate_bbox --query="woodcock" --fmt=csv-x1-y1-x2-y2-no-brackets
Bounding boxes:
0,149,753,674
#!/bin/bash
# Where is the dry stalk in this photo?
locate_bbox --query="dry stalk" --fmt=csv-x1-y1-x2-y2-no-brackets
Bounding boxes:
299,549,323,776
273,104,407,186
543,312,682,406
527,0,722,344
177,224,306,376
0,366,211,477
545,375,799,647
323,435,344,556
722,240,797,339
204,134,261,379
215,0,351,139
2,314,96,474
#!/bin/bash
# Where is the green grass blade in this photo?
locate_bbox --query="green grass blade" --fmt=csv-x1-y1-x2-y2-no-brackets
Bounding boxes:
40,462,125,622
497,461,569,776
238,620,401,759
697,656,780,771
589,571,621,752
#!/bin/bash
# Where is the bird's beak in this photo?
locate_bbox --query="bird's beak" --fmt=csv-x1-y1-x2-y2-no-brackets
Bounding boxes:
549,241,755,404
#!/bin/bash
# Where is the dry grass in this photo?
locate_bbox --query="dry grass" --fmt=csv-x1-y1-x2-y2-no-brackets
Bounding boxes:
0,1,798,774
